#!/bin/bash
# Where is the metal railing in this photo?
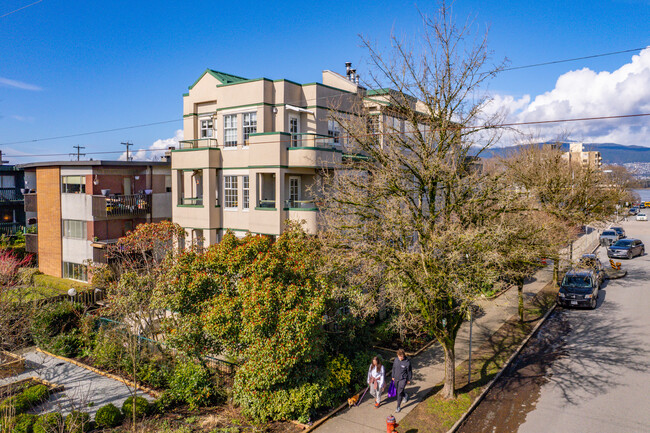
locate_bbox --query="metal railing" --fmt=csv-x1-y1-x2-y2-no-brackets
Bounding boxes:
179,138,219,149
285,199,317,209
289,132,340,149
0,188,23,201
257,199,276,209
92,194,152,217
0,222,22,236
180,197,203,206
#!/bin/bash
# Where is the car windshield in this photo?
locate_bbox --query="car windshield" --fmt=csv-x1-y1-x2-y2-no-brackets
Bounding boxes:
613,239,633,247
602,231,616,236
562,275,593,291
639,214,647,217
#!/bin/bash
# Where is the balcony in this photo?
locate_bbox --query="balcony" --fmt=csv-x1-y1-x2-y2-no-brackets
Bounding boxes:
0,188,23,202
92,194,152,218
179,197,203,206
179,138,219,149
24,193,37,212
25,233,38,253
287,133,342,168
256,199,276,210
284,199,318,211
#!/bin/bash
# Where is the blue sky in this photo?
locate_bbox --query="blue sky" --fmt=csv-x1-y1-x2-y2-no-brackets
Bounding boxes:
1,0,649,163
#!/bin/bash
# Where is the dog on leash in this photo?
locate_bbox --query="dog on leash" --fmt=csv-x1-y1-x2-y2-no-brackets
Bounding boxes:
347,393,360,407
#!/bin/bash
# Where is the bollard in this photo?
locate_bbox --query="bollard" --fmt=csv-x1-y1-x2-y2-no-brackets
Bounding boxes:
386,414,399,433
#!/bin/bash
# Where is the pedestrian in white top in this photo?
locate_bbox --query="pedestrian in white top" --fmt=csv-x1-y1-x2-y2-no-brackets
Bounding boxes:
367,356,385,408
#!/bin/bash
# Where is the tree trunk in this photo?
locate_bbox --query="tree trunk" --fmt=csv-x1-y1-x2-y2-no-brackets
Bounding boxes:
518,279,525,322
553,257,559,286
441,341,456,399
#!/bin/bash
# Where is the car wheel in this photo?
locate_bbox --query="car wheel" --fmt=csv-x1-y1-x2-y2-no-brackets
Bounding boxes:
627,251,632,259
590,296,597,309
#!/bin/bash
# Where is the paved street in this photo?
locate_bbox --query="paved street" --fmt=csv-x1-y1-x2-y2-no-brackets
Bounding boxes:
458,219,650,433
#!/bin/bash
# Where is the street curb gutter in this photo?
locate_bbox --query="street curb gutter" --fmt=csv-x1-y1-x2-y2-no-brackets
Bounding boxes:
446,302,557,433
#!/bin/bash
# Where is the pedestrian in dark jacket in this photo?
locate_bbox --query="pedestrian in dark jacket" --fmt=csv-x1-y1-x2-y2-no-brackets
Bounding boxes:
391,348,412,412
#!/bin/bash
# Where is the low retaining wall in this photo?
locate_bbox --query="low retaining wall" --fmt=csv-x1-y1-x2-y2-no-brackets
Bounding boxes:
0,351,25,379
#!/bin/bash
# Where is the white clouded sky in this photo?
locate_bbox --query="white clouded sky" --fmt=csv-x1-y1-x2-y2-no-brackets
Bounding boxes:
488,47,650,146
119,129,183,161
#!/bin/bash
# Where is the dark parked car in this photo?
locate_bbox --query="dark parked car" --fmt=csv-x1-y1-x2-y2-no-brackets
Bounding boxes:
557,270,600,309
629,207,639,215
610,227,626,238
607,238,645,259
577,254,605,284
599,230,619,246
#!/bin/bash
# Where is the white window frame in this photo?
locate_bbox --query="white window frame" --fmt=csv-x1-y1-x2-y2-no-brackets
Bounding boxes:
63,220,86,239
289,176,301,207
61,175,86,194
242,112,257,145
224,114,238,148
289,115,300,147
328,120,340,146
199,117,214,138
63,261,88,281
224,175,238,209
242,175,250,210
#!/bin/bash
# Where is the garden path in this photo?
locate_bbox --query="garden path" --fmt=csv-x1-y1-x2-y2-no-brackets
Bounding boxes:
0,349,154,419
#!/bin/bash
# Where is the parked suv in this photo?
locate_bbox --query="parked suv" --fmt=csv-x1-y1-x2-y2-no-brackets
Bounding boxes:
557,270,600,309
610,227,625,239
607,238,645,259
629,207,639,215
599,229,619,246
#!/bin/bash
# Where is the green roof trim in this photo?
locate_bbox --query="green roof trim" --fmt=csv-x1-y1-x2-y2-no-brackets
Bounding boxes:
182,92,189,97
249,131,291,137
188,68,248,90
216,77,272,88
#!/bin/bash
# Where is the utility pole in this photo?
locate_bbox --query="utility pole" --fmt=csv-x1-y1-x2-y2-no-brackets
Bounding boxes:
71,145,86,161
121,141,133,162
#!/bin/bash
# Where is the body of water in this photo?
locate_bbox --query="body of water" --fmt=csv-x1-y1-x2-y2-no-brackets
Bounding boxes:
633,189,650,203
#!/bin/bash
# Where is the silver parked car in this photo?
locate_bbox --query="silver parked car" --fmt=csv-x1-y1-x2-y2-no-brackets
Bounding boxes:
599,229,619,246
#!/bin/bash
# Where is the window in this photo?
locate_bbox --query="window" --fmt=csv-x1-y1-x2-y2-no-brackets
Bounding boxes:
328,120,340,145
289,116,299,147
289,177,300,207
200,118,214,138
0,176,15,188
224,175,238,208
242,112,257,143
63,220,86,239
242,175,249,210
62,176,86,194
224,114,238,147
63,262,88,281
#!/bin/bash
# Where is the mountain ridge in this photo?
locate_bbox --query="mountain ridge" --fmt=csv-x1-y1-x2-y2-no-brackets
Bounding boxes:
479,142,650,164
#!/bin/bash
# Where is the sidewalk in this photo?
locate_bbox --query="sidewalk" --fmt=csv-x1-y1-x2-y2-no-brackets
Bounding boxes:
315,231,599,432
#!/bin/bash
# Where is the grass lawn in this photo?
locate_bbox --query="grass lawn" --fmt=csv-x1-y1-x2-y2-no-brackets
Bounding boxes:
2,273,89,301
398,282,557,433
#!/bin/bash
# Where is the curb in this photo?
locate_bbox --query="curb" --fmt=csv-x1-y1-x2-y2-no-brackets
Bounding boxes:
35,348,160,398
445,302,557,433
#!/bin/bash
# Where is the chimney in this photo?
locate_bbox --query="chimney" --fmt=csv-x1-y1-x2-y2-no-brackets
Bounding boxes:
355,74,360,84
345,62,352,78
350,69,356,82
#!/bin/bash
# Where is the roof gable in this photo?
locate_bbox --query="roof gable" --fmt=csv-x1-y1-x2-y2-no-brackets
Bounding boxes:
188,69,248,90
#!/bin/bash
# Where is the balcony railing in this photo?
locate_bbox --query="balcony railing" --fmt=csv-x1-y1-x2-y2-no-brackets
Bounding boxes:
180,197,203,206
179,138,219,149
288,133,340,149
285,199,318,210
24,193,37,212
0,188,23,202
257,199,276,209
0,222,22,236
92,194,152,218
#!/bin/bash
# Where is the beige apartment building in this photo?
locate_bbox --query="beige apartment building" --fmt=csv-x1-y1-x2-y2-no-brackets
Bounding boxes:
173,64,384,247
563,142,603,169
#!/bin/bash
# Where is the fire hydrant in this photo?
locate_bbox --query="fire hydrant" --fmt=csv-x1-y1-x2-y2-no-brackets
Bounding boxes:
386,415,399,433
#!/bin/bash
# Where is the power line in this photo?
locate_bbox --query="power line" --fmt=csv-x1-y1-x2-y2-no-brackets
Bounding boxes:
501,47,648,72
0,0,43,19
1,45,647,147
3,111,649,159
0,119,181,146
